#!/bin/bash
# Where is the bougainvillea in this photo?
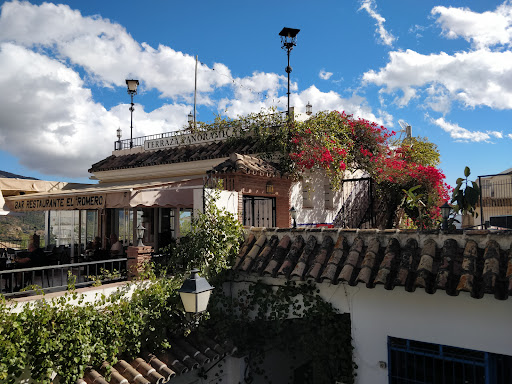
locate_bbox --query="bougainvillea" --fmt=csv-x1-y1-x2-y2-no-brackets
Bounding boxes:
206,108,449,229
288,110,450,228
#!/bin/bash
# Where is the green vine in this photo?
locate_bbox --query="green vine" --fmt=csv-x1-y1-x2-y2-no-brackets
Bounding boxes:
1,190,354,384
208,280,355,384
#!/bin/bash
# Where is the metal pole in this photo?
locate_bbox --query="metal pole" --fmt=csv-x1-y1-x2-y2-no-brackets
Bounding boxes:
286,48,291,116
194,55,198,130
478,176,484,228
130,93,134,148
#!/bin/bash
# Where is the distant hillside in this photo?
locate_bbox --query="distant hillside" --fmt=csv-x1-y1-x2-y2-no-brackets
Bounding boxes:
0,170,38,179
0,211,45,246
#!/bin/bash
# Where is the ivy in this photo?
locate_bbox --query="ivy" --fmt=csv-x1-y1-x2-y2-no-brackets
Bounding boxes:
160,187,245,281
1,187,354,384
209,280,355,384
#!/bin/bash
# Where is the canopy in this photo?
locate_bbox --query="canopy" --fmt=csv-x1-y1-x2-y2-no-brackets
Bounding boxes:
4,178,204,212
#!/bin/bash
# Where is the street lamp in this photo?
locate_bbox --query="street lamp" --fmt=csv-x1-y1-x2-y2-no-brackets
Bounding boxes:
136,222,145,247
290,206,297,228
178,268,214,314
279,27,300,117
126,79,139,149
116,127,122,150
440,202,451,230
306,101,312,116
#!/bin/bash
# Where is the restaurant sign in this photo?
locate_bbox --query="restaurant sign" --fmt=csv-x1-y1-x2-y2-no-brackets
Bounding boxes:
144,127,236,151
9,194,106,212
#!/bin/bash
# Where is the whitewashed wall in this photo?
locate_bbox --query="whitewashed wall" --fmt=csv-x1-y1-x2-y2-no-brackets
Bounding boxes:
193,188,239,217
317,283,512,384
228,276,512,384
289,170,366,227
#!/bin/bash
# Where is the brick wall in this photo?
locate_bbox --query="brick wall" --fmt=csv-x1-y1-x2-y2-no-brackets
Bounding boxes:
225,174,292,228
126,246,153,280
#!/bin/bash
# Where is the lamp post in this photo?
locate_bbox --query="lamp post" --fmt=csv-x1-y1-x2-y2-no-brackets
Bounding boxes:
126,79,139,149
440,202,451,230
306,101,312,116
178,268,214,315
136,222,145,247
116,127,122,150
279,27,300,118
187,111,194,129
290,206,297,228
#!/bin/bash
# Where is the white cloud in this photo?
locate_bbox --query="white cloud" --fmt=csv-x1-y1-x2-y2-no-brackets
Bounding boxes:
508,133,512,139
0,1,388,179
359,0,396,46
0,43,118,178
0,1,230,99
364,49,512,110
432,2,512,49
431,117,502,143
319,70,333,80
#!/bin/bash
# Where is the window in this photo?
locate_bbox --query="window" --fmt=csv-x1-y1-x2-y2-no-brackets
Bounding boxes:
243,196,276,227
388,337,512,384
324,182,334,209
302,182,313,209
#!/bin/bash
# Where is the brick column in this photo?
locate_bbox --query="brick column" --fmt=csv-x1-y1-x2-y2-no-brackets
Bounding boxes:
126,246,153,280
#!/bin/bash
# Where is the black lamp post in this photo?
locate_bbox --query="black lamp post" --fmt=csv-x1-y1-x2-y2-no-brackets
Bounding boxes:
126,79,139,148
290,206,297,228
178,268,214,314
116,127,122,150
440,202,451,230
136,222,145,247
279,27,300,117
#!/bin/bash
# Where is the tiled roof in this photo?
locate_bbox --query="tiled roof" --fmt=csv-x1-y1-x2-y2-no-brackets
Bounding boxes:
89,137,259,173
233,228,512,300
209,153,282,177
77,333,236,384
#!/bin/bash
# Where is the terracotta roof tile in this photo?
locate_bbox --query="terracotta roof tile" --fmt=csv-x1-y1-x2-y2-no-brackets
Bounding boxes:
233,229,512,300
89,137,259,173
209,153,282,177
79,332,236,384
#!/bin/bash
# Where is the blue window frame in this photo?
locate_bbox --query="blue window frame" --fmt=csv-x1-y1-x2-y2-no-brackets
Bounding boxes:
388,337,512,384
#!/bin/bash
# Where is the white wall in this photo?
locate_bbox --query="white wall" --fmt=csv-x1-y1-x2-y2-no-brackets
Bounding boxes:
317,283,512,384
289,170,366,227
229,276,512,384
193,188,239,217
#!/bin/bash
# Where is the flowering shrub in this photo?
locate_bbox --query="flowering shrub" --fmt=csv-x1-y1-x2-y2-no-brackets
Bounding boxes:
288,111,449,228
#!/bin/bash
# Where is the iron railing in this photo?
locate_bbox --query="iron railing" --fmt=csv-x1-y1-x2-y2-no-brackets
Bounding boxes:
114,111,288,151
1,258,127,297
333,178,374,229
388,336,512,383
477,172,512,229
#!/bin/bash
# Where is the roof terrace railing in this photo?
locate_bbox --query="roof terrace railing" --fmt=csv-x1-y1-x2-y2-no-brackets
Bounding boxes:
114,111,288,151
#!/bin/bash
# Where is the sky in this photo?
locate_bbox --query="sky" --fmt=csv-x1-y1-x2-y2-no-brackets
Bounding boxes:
0,0,511,185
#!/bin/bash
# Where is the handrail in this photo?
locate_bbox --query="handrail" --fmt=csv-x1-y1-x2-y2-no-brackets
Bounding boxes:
114,111,288,150
1,258,128,297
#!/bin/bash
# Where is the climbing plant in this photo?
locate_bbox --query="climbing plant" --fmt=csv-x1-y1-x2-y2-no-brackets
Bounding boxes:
199,108,449,228
208,280,355,384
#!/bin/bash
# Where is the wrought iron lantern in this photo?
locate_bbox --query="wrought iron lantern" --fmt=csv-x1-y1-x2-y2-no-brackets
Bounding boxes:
178,269,214,314
136,222,145,247
290,206,297,228
306,102,312,116
440,202,451,230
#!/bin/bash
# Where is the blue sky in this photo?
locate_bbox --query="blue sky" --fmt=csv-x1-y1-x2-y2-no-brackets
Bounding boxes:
0,0,510,185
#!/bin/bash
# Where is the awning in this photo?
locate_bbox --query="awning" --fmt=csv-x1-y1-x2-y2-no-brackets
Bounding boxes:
4,178,204,212
0,190,23,216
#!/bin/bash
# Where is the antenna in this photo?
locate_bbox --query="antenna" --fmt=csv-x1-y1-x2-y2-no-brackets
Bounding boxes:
398,120,412,140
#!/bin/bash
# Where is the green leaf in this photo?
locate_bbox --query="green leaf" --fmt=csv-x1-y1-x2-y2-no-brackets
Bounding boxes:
464,166,470,178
